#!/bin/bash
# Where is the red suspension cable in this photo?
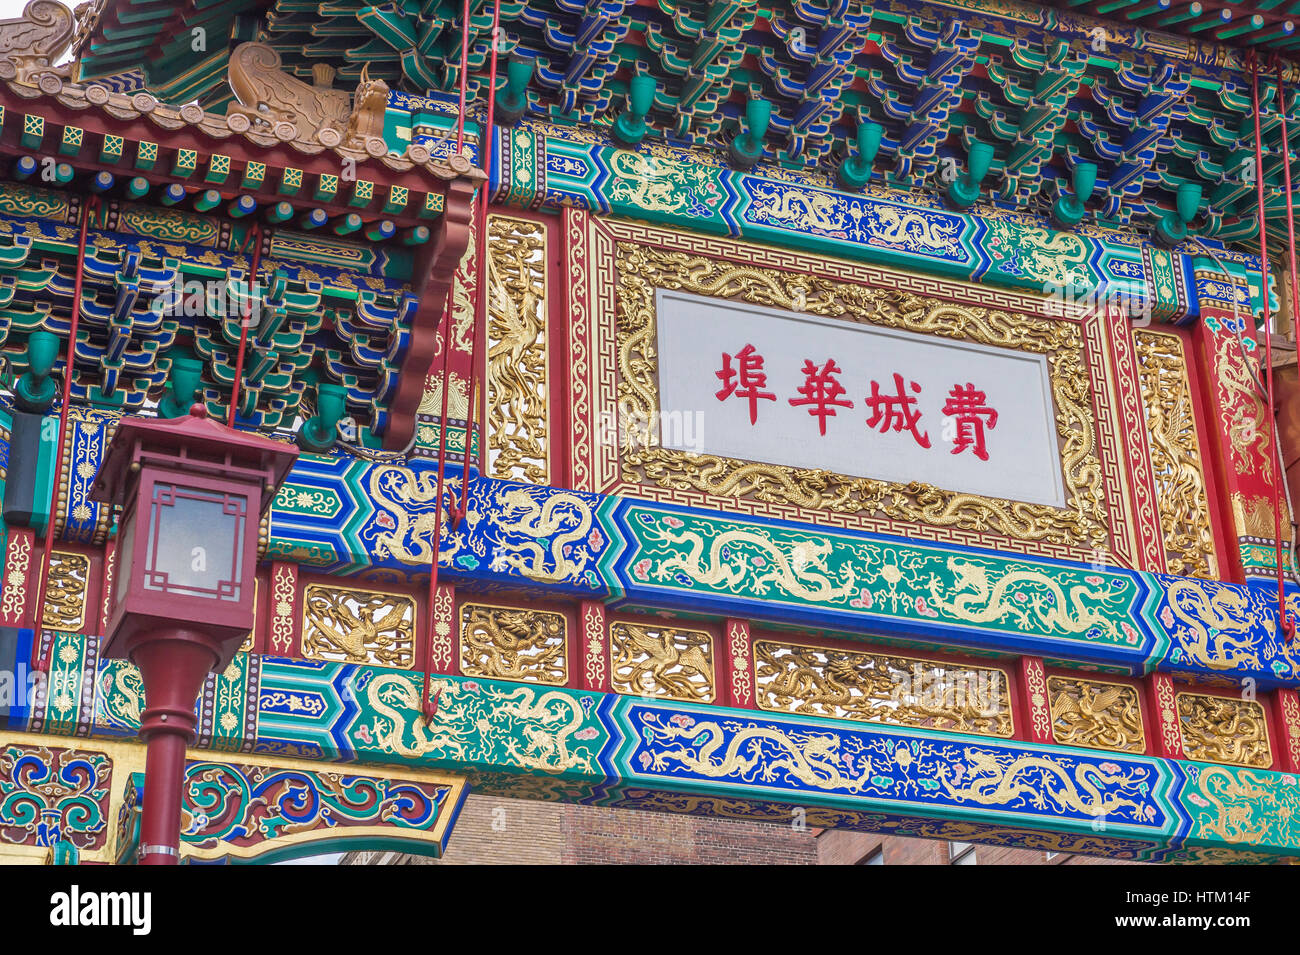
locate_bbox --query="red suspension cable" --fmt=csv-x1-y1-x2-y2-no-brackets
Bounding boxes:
456,1,502,526
455,0,471,151
1260,55,1296,642
31,196,99,671
421,3,494,718
420,286,458,720
227,224,263,427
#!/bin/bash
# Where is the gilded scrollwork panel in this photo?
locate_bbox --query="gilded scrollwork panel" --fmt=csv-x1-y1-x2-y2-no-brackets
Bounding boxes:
42,551,88,632
1176,692,1272,769
301,584,415,669
459,603,567,685
600,231,1117,561
752,640,1014,738
1046,676,1144,753
485,215,549,484
609,621,714,702
1132,330,1218,579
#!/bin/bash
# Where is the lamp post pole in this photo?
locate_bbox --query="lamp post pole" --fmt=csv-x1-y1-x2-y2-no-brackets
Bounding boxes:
130,628,226,865
90,405,298,865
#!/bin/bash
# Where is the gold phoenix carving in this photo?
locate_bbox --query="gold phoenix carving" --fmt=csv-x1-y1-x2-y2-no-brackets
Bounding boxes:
42,551,88,632
1176,692,1272,768
459,603,567,685
301,585,415,669
1132,330,1218,578
609,622,714,702
486,215,549,484
614,244,1106,548
753,640,1013,737
1047,676,1145,753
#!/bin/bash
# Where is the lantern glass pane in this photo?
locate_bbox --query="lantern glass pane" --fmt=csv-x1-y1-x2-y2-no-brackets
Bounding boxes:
114,510,134,609
143,484,247,601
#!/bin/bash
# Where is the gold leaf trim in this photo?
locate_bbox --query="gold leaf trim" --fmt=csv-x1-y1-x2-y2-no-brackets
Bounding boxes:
614,244,1107,547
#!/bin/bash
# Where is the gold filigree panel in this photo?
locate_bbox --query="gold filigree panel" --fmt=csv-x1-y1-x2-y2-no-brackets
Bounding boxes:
1047,676,1144,753
43,551,88,632
459,603,567,685
485,215,549,484
1133,330,1218,578
612,242,1107,551
610,621,714,702
753,640,1014,737
301,585,415,669
1177,692,1271,768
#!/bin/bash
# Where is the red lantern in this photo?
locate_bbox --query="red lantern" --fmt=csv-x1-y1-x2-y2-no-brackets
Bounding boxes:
91,406,298,666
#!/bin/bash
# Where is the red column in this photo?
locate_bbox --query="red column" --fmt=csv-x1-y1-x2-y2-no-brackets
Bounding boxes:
428,582,457,676
1274,689,1300,773
128,627,225,865
1145,672,1184,760
0,527,36,629
579,600,609,693
263,561,299,656
722,618,753,709
1017,657,1054,744
1189,303,1289,582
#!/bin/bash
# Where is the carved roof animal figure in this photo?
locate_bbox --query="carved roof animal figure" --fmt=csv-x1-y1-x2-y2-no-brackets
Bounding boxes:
226,42,352,143
0,0,80,85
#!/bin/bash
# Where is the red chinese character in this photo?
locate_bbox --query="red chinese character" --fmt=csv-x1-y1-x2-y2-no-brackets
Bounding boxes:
715,344,776,424
788,358,854,435
865,373,930,448
942,383,998,461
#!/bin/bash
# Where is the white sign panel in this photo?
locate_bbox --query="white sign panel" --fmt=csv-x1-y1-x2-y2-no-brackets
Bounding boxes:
654,290,1066,508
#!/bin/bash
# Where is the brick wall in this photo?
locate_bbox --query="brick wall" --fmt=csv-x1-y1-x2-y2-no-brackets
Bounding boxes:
342,795,1143,865
814,829,1145,865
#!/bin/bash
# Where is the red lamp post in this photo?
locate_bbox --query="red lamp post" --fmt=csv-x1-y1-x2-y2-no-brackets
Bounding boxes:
90,406,297,864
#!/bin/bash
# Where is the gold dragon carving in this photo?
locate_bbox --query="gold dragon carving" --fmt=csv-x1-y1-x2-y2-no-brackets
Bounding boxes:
495,684,592,772
489,485,594,584
1163,579,1263,671
365,673,472,760
1176,693,1272,768
485,215,549,484
753,640,1013,737
1192,766,1275,846
364,674,593,774
301,585,415,669
1132,330,1218,578
753,187,843,233
928,557,1124,640
459,603,568,685
226,43,389,148
646,523,856,602
610,622,714,702
0,0,89,86
41,551,88,632
646,720,875,793
614,244,1107,548
937,749,1142,817
1213,333,1274,482
1047,676,1144,753
870,206,964,250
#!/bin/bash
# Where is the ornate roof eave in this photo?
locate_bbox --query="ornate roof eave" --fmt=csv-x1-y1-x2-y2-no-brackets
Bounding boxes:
0,41,485,449
74,0,267,81
0,73,485,228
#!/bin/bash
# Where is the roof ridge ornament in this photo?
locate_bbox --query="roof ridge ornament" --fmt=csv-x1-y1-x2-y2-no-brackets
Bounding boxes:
226,41,390,151
0,0,87,87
